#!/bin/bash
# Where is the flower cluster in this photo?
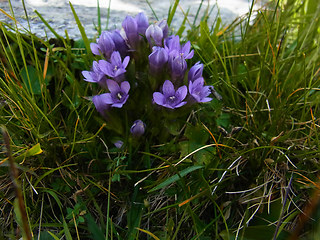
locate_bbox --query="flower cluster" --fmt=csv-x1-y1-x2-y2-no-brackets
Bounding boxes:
82,12,217,144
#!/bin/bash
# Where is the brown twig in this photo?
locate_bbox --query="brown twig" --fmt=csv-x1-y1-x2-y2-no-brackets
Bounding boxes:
2,127,32,240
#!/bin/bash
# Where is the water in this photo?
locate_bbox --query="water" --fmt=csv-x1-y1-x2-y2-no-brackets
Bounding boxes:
0,0,266,39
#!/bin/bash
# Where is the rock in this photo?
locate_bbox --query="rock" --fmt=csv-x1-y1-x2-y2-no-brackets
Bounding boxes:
0,0,267,39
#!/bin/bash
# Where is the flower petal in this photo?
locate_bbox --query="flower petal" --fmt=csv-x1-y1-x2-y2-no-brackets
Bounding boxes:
174,101,187,108
106,79,120,93
99,93,114,104
162,80,175,97
90,43,100,55
120,81,130,94
153,92,165,106
122,56,130,68
176,85,187,101
82,71,95,82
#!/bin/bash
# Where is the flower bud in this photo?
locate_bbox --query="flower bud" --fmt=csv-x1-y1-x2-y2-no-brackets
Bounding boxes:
130,120,146,137
122,15,139,48
188,61,203,82
90,31,115,59
148,47,168,73
146,25,164,47
135,12,149,35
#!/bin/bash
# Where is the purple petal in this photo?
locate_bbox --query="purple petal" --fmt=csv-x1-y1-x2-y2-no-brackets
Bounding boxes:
120,81,130,94
112,102,124,108
162,80,175,97
82,71,95,82
174,101,187,108
184,49,194,59
135,12,149,35
176,85,187,101
122,56,130,68
107,79,120,93
193,77,205,87
90,43,100,55
153,92,165,106
100,93,114,104
200,97,213,103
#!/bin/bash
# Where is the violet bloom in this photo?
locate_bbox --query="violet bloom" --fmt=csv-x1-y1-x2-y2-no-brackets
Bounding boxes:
188,61,203,82
153,80,187,109
122,15,139,48
188,77,213,103
114,140,124,149
146,24,163,47
148,47,168,73
110,30,128,57
103,79,130,108
90,31,115,59
130,119,146,137
169,54,187,82
135,12,149,35
92,94,110,116
99,51,130,82
165,35,194,60
82,61,108,88
156,20,168,39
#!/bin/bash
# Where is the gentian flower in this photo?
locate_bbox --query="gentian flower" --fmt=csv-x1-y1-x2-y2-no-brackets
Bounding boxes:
188,61,203,82
90,31,115,59
110,30,128,57
148,46,168,73
103,79,130,108
99,51,130,82
135,12,149,35
130,119,146,137
92,94,110,116
153,80,187,109
82,61,108,88
146,24,164,47
122,15,139,49
188,77,213,103
156,20,168,40
114,140,124,149
169,54,187,82
165,35,194,60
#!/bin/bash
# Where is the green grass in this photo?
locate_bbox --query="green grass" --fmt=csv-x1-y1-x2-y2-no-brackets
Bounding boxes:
1,0,320,239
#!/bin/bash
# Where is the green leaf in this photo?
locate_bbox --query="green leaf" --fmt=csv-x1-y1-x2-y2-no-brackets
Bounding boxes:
21,65,48,95
85,214,105,240
69,2,92,56
167,0,179,27
149,165,204,192
63,218,73,240
15,143,43,163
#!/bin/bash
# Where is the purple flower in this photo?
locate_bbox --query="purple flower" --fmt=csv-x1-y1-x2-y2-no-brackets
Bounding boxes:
90,31,115,59
165,35,194,60
188,77,212,103
82,61,108,88
130,119,146,137
153,80,187,109
92,93,110,116
122,15,139,48
146,24,164,47
188,61,203,82
110,30,128,57
99,51,130,82
156,20,168,39
103,79,130,108
135,12,149,35
169,54,187,82
148,46,168,73
114,140,124,149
